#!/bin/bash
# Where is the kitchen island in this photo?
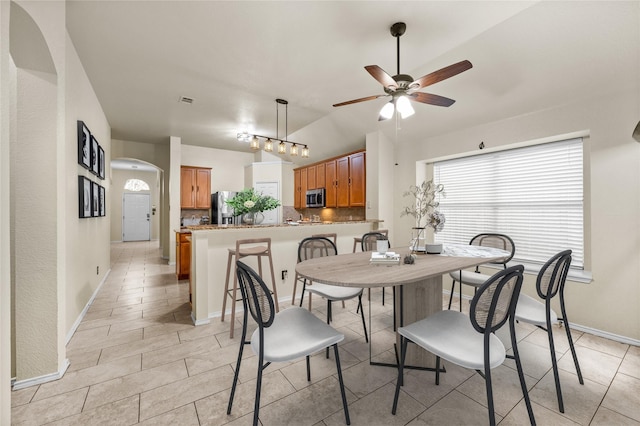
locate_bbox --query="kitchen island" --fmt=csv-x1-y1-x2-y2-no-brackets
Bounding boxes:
186,220,383,325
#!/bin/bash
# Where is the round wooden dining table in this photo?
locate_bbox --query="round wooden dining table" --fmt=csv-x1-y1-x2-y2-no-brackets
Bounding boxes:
295,244,511,368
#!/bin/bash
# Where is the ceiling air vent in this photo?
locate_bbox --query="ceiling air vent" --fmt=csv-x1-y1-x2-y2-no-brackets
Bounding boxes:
179,96,194,104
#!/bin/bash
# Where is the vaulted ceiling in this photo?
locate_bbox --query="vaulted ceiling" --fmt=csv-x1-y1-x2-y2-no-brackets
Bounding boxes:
66,1,639,164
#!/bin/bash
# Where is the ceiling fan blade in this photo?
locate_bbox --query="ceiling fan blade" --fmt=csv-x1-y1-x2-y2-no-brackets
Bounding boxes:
365,65,398,90
412,60,473,89
333,94,386,107
410,92,456,107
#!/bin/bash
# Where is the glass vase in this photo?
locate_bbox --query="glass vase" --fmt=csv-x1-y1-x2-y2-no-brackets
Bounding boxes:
242,212,264,225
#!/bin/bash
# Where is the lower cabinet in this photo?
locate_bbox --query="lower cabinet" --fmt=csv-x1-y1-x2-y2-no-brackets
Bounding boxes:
176,232,191,280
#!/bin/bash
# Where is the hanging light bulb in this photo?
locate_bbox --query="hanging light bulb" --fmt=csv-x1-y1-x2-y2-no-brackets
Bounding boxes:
264,138,273,152
378,100,395,121
249,135,260,150
396,95,415,119
301,145,309,158
290,143,298,156
278,141,287,154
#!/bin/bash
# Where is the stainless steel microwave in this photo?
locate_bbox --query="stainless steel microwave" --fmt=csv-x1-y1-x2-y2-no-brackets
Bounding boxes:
306,188,325,208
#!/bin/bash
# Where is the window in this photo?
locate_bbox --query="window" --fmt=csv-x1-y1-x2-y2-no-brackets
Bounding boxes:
124,179,150,192
433,138,584,269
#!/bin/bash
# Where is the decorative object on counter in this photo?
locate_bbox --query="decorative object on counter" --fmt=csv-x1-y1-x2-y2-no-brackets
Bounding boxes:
403,254,416,264
401,180,445,254
237,99,310,158
226,188,281,225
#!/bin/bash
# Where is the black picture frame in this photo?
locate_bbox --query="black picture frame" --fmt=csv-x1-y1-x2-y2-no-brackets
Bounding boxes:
99,185,106,216
77,121,91,169
78,176,92,218
98,145,105,179
90,135,100,176
92,181,100,217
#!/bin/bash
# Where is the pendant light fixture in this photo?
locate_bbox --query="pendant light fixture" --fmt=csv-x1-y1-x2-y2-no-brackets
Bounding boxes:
237,98,310,158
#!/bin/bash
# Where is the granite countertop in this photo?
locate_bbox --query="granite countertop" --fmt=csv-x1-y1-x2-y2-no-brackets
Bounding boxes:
181,219,382,232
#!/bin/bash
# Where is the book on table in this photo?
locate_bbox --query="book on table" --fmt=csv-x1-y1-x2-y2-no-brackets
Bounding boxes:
370,251,401,265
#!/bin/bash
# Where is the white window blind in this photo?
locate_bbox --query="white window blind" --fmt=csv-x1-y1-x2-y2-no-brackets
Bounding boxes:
433,138,584,268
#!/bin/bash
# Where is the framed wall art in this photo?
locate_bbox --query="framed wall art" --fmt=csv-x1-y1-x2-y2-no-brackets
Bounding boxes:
92,181,100,217
78,176,92,218
77,121,91,169
90,135,100,176
98,145,105,179
99,185,106,216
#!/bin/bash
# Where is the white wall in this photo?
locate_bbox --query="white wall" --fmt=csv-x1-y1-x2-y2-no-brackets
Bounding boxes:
394,88,640,341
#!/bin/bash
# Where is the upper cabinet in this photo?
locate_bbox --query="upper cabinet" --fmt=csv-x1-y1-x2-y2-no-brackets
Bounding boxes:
295,150,365,209
180,166,211,209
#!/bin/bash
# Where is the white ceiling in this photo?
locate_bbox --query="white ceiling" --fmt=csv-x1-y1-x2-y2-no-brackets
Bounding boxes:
65,1,639,164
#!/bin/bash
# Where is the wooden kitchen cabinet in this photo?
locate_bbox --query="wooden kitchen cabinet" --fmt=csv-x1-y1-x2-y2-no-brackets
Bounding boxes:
348,151,366,207
294,149,365,208
336,156,350,207
176,231,191,280
180,166,211,209
325,160,337,207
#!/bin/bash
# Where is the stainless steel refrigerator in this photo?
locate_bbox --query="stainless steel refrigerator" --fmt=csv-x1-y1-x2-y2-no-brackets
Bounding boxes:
211,191,239,224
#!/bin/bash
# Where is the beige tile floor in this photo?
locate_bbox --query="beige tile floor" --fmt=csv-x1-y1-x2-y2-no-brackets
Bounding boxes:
11,241,640,425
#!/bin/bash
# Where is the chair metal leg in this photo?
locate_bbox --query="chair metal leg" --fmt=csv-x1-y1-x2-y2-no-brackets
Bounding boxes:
435,356,441,385
299,279,307,308
510,318,536,425
447,279,456,310
546,311,565,412
358,295,369,343
306,355,311,382
333,344,351,425
326,300,332,359
253,353,264,426
227,311,248,415
391,336,408,415
484,363,497,426
560,293,584,385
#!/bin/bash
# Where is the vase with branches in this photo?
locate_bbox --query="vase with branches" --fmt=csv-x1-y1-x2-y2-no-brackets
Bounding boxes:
400,180,445,253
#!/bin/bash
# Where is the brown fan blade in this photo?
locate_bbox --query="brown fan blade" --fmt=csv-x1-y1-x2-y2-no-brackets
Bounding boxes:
365,65,398,90
333,94,386,107
412,60,472,89
410,92,456,107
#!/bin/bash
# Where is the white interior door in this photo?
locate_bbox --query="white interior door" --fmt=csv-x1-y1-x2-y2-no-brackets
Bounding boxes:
255,182,279,225
123,193,150,241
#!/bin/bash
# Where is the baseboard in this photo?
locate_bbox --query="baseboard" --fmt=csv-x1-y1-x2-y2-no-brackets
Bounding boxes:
442,289,639,347
12,359,70,390
66,268,111,345
191,312,210,326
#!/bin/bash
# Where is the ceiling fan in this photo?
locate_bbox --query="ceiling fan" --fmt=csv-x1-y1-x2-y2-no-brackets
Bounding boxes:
333,22,473,121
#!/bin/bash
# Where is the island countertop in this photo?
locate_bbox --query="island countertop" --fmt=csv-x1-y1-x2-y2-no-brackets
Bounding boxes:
187,219,384,325
184,219,383,231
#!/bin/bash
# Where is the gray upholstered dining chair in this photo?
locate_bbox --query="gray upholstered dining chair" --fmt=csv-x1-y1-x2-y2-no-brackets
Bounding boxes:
515,249,583,413
392,265,535,426
448,233,515,310
297,237,368,353
228,260,351,426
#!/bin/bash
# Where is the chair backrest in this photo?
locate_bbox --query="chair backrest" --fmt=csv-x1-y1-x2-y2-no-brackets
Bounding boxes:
470,264,524,334
311,233,337,244
469,233,515,267
361,232,387,251
298,237,338,263
536,249,572,300
236,260,275,329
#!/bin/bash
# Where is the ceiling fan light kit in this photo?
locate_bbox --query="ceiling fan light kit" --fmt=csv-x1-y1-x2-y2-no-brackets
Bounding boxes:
237,98,310,158
334,22,472,122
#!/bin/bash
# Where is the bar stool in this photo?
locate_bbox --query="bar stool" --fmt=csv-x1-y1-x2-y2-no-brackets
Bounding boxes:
221,238,279,338
352,229,388,252
291,233,338,306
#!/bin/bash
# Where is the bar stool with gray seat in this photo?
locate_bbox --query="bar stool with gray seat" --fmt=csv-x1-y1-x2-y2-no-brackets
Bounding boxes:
448,233,515,310
515,249,583,413
221,238,278,338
